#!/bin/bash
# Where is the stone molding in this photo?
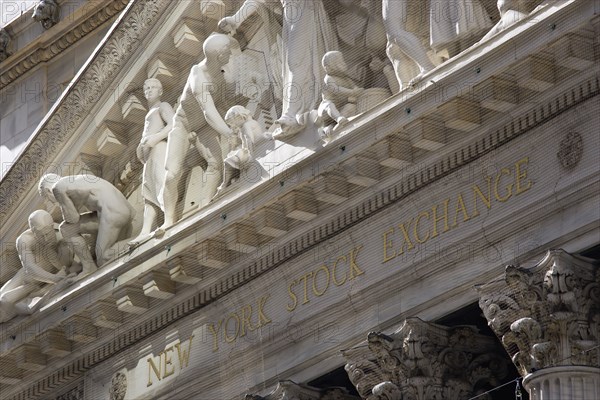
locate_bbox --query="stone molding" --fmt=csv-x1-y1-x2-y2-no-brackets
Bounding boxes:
343,318,509,400
0,0,128,90
246,381,358,400
477,249,600,377
0,0,128,89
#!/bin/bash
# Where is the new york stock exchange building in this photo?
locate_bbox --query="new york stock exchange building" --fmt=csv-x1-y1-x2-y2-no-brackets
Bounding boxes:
0,1,598,399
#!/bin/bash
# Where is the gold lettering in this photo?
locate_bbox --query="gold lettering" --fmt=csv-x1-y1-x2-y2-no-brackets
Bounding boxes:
163,346,175,378
471,176,492,217
349,245,364,279
382,227,396,263
175,336,193,369
431,199,450,238
332,255,348,286
208,319,222,352
515,157,532,194
312,265,330,296
414,211,430,244
398,221,414,254
300,272,313,304
257,295,272,326
494,168,513,202
147,354,162,387
239,304,255,337
286,280,298,312
452,193,470,227
224,313,240,343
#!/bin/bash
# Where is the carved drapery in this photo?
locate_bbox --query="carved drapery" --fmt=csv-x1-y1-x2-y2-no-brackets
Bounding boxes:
245,380,358,400
477,249,600,399
343,318,509,400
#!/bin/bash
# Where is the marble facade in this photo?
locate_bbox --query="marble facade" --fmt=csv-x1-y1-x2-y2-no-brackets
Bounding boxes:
0,1,598,399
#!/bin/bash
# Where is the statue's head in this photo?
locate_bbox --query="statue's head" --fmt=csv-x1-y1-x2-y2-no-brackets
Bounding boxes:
225,105,252,128
29,209,56,244
143,78,163,102
32,0,60,29
322,51,347,74
203,33,234,65
38,173,61,203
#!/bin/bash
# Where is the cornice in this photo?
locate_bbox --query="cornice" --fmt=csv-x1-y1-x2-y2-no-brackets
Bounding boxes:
0,0,128,90
3,74,598,400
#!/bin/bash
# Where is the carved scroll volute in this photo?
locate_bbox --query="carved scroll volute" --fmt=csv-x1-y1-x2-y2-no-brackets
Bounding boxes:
477,249,600,376
342,347,387,399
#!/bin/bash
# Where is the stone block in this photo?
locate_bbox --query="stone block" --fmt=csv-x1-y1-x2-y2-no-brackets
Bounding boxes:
121,93,147,124
141,271,176,299
115,286,149,314
90,300,123,329
222,223,260,253
62,315,98,343
14,344,46,372
96,125,126,157
514,56,555,92
343,155,380,187
172,19,204,56
439,98,481,132
168,257,204,284
405,117,446,151
39,329,72,357
475,77,519,112
374,135,412,169
0,360,23,385
254,205,288,237
280,188,318,221
551,33,595,71
196,239,230,269
146,53,178,87
313,173,349,205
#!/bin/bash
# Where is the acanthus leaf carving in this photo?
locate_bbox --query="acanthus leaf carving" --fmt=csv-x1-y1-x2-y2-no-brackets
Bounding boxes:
477,249,600,376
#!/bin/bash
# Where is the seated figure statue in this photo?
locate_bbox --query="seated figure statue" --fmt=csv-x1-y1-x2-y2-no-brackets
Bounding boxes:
216,105,270,195
317,51,364,141
0,210,73,323
38,173,135,277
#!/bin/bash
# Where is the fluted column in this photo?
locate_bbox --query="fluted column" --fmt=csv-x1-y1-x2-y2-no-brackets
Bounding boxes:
342,318,509,400
477,249,600,400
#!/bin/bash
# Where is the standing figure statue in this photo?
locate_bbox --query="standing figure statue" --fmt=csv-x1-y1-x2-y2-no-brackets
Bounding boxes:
38,174,135,276
219,0,338,138
0,210,72,323
382,0,436,87
129,78,175,246
160,33,238,233
480,0,530,41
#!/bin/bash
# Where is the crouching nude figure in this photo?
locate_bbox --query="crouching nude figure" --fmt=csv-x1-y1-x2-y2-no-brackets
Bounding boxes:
38,174,135,277
0,210,73,323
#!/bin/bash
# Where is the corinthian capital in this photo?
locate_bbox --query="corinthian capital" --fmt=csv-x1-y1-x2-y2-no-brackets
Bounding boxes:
343,318,508,400
477,249,599,376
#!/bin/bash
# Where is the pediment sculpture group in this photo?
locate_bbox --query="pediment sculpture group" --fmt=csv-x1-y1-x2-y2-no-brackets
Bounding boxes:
0,0,549,323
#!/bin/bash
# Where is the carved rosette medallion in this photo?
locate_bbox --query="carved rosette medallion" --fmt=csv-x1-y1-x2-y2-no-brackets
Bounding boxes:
557,132,583,169
342,318,508,400
477,250,600,399
109,371,127,400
